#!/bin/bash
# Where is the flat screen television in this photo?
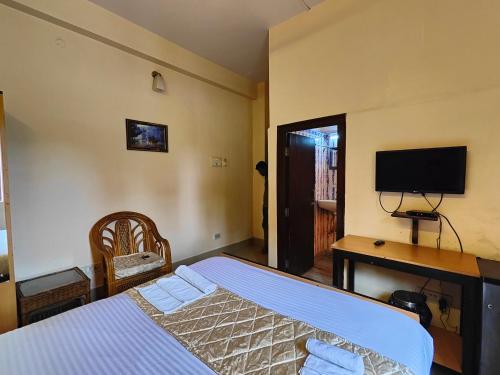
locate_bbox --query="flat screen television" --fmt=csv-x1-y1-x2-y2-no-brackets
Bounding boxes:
376,146,467,194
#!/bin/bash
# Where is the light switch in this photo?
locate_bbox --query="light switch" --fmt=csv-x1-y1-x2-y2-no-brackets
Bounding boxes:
221,158,228,167
211,157,222,167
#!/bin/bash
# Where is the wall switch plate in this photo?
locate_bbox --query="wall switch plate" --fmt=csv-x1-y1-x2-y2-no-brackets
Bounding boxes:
211,157,222,167
213,233,221,240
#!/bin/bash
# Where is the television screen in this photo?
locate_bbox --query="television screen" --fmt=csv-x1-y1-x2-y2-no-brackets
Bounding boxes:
376,146,467,194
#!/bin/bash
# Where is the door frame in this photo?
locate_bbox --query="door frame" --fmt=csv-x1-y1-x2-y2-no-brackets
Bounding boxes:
277,114,346,272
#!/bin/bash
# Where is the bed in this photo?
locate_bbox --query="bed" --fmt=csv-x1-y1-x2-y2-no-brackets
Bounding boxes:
0,256,433,375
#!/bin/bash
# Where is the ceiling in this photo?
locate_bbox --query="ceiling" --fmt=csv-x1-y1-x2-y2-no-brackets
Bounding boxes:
89,0,324,82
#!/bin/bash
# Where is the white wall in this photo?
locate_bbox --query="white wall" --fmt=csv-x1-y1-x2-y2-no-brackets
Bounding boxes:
268,0,500,325
0,3,254,281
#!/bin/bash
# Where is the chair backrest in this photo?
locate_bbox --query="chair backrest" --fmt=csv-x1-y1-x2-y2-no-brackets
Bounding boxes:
89,211,168,258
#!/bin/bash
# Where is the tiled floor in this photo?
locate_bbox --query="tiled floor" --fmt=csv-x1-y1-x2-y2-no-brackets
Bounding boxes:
171,238,267,270
301,250,333,285
222,239,268,266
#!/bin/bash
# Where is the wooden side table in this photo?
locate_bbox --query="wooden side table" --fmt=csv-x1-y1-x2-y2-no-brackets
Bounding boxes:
16,267,90,326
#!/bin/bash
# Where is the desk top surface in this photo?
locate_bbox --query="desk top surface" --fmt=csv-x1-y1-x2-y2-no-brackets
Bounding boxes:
333,235,480,278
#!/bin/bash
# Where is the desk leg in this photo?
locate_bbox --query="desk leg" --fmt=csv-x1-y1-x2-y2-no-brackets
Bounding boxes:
333,253,344,289
461,278,480,375
347,260,355,292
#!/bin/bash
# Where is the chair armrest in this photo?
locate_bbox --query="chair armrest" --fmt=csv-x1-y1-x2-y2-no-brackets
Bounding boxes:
89,234,116,282
158,237,172,272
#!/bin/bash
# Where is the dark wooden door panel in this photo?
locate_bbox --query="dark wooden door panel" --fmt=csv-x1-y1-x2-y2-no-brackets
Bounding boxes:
276,114,346,275
287,133,315,275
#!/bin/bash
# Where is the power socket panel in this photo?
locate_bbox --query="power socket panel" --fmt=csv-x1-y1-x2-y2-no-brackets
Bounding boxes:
422,288,453,308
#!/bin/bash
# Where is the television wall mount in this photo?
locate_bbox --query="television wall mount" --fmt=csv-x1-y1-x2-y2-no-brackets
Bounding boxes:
391,211,438,244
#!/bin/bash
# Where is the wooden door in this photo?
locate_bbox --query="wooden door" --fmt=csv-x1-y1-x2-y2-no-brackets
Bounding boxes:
286,133,315,275
0,92,17,333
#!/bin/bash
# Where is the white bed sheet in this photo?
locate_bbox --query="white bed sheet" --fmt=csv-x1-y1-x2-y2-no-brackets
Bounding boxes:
192,257,433,375
0,256,433,374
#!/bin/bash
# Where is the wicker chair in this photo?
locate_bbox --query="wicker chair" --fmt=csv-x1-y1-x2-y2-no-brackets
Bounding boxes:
89,211,172,296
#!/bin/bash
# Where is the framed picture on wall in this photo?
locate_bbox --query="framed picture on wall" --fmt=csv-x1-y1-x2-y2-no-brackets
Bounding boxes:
126,119,168,153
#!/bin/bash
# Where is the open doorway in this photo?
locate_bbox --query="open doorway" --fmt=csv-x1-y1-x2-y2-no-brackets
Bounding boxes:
277,114,346,285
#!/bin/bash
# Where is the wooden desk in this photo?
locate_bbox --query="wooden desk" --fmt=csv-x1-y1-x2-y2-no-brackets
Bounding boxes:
332,235,480,375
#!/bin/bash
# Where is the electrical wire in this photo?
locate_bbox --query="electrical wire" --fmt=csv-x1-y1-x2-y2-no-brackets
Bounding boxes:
420,284,459,333
301,0,311,10
384,191,463,296
418,193,456,294
423,193,443,248
422,193,463,252
438,289,458,333
440,312,449,331
419,278,431,294
438,213,464,253
422,193,444,212
378,191,405,214
436,214,443,249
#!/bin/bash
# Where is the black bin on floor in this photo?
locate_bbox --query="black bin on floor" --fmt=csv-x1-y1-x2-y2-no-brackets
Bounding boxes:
388,290,433,329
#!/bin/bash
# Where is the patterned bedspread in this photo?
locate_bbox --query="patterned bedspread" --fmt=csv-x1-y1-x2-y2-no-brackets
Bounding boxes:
127,283,414,375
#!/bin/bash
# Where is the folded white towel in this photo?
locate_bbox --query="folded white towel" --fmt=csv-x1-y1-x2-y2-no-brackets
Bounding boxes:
175,265,217,294
304,355,357,375
306,338,364,374
157,275,203,302
137,266,217,314
136,284,182,313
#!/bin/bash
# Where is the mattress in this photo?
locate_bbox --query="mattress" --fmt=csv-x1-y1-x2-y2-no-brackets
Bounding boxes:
0,256,433,375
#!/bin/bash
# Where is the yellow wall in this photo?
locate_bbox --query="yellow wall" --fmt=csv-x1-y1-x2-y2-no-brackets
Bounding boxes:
0,3,254,282
252,82,266,239
3,0,256,99
268,0,500,323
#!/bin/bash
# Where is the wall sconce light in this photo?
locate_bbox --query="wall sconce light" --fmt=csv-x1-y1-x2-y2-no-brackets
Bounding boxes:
152,71,166,93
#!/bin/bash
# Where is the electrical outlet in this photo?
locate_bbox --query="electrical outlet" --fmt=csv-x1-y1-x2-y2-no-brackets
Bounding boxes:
439,297,449,313
213,233,221,240
422,289,442,301
422,288,453,309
